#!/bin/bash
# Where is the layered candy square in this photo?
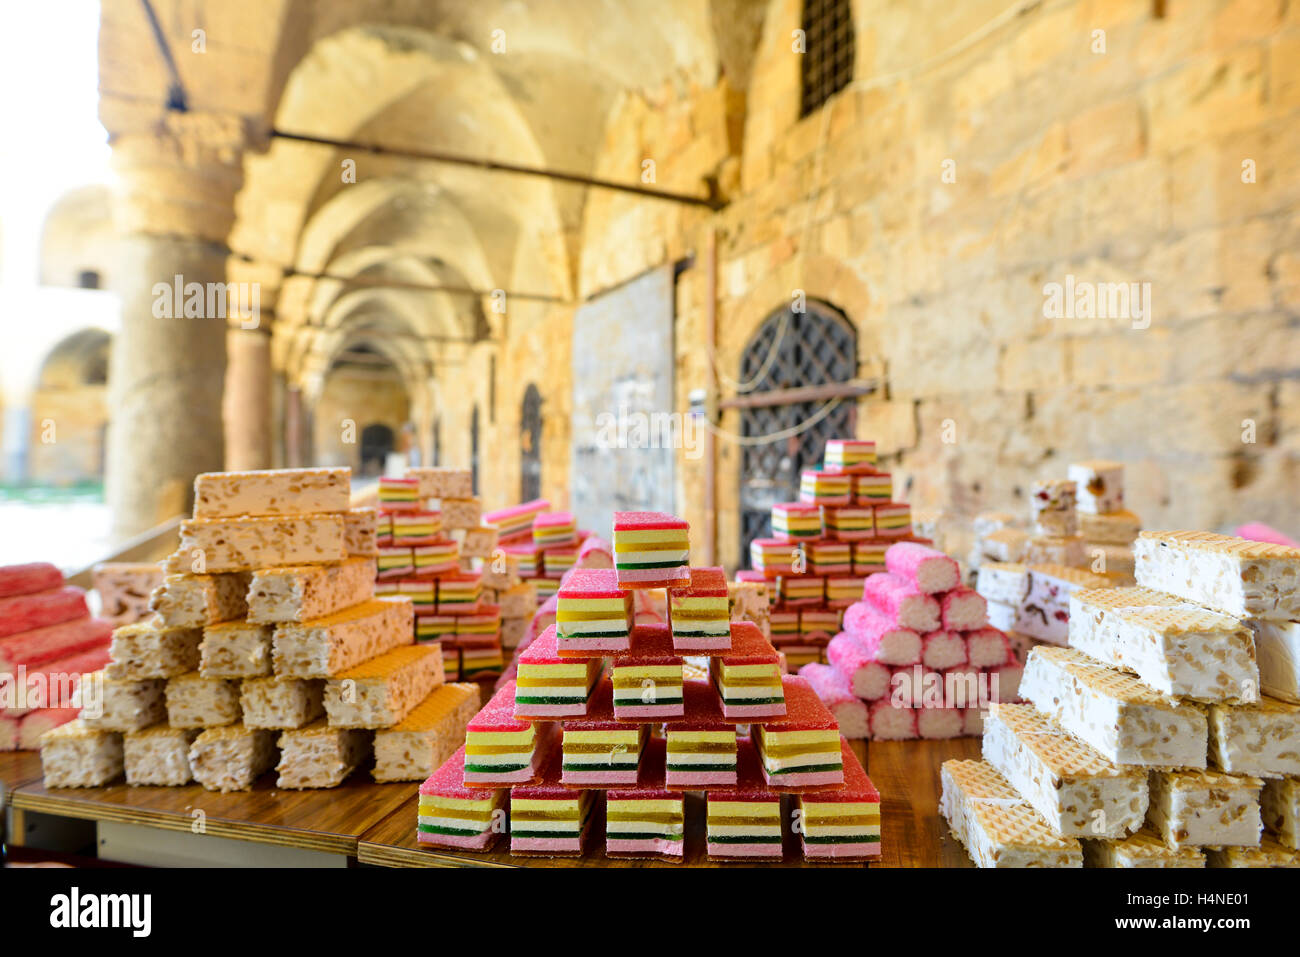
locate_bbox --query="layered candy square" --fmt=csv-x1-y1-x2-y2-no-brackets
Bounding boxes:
436,571,481,614
605,738,684,861
825,506,875,541
823,439,877,472
771,502,823,542
560,679,648,786
417,747,506,851
752,675,844,790
514,625,604,718
463,681,554,786
798,469,851,506
706,738,783,861
378,476,420,510
610,624,684,720
555,568,633,653
664,680,736,788
871,503,912,538
798,739,881,861
709,622,786,719
809,541,851,576
851,541,888,575
612,511,690,588
510,741,596,857
485,498,550,542
533,511,578,549
413,540,459,576
853,471,892,505
391,510,442,546
750,538,799,578
779,575,824,606
666,566,730,650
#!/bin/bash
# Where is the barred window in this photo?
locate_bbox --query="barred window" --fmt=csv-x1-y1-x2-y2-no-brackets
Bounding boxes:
800,0,855,117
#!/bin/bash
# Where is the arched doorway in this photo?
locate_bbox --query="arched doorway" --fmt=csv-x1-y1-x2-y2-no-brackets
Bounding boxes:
737,301,858,560
313,343,410,474
520,384,542,502
28,328,112,486
360,424,395,475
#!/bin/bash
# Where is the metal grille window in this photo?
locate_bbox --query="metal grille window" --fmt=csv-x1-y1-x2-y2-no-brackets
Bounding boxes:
736,302,859,561
800,0,855,118
520,384,542,502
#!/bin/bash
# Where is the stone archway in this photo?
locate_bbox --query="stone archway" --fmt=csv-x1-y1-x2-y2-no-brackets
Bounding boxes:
28,328,113,486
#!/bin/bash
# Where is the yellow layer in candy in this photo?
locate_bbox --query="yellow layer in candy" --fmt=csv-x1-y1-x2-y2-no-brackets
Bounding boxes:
512,799,581,817
708,801,780,820
801,802,880,823
564,730,642,746
756,728,841,751
419,794,499,815
517,669,593,686
612,666,682,684
465,727,534,749
557,600,628,616
716,663,781,682
607,800,682,817
614,527,689,545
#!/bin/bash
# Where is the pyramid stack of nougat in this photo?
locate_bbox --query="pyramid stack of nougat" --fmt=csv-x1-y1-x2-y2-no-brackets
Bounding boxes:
944,529,1300,868
39,467,479,792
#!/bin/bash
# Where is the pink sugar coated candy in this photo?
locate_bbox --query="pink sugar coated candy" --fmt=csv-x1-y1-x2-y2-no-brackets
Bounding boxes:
0,616,112,671
965,627,1011,669
0,562,64,600
921,630,967,670
841,601,921,665
798,662,869,738
576,536,613,569
917,707,963,739
861,573,940,632
884,542,960,595
869,700,917,740
826,634,891,700
941,587,988,631
0,586,88,640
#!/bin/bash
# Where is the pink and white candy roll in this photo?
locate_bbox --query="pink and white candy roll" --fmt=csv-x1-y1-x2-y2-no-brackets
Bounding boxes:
799,662,869,738
861,573,940,632
0,585,88,640
917,707,963,740
940,586,987,631
921,630,966,670
576,536,613,570
965,627,1011,669
0,562,63,599
869,699,917,740
884,542,960,594
842,600,922,665
826,633,891,700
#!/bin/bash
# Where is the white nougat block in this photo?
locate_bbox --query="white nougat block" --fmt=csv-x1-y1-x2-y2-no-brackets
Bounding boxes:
1134,531,1300,621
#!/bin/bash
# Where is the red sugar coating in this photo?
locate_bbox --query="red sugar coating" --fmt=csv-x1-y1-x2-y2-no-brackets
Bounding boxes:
0,586,88,640
0,615,113,671
12,644,112,710
711,737,776,801
561,677,619,730
535,511,574,529
664,680,728,730
773,501,821,516
0,562,63,599
668,566,727,598
613,511,688,531
519,625,562,664
606,737,671,799
802,738,880,804
557,568,623,599
501,542,540,559
609,623,681,664
759,676,837,731
720,622,779,665
420,746,485,801
467,680,532,733
884,541,960,594
511,736,569,798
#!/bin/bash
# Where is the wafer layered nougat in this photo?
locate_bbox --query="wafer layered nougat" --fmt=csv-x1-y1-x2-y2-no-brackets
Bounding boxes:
276,721,370,789
1147,770,1264,848
165,672,242,728
1082,828,1205,868
1261,777,1300,850
1019,646,1207,768
78,672,166,732
1134,531,1300,621
178,514,346,573
240,677,324,729
189,724,276,792
149,572,249,627
373,683,480,782
940,759,1083,868
1250,619,1300,703
124,726,198,786
1208,697,1300,778
271,597,414,677
199,620,273,678
982,703,1148,838
1206,837,1300,868
1068,587,1259,702
246,557,375,624
40,720,123,788
323,645,444,729
107,621,203,679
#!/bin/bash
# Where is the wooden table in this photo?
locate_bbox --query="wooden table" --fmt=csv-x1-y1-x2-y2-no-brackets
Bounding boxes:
0,752,45,804
8,737,980,866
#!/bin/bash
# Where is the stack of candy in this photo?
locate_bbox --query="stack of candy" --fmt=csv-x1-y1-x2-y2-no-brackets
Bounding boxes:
802,540,1023,741
416,510,882,863
92,563,165,626
943,529,1300,868
37,467,480,791
0,563,113,750
1070,461,1141,583
745,438,932,673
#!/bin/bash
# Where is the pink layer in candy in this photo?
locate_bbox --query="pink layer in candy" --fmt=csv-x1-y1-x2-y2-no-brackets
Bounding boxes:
869,700,917,740
885,541,960,594
0,616,112,671
826,633,891,700
841,601,922,665
798,662,868,738
612,510,688,531
921,630,967,670
607,837,684,858
941,587,988,631
861,573,940,632
0,563,63,600
966,627,1011,669
616,567,690,589
18,707,79,749
0,586,88,640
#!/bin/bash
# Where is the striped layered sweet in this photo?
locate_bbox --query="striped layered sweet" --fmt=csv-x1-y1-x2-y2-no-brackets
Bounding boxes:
455,603,500,638
611,624,684,719
391,510,442,546
769,609,799,641
436,572,481,614
826,575,865,608
503,543,540,578
514,625,604,718
801,608,840,641
799,469,851,506
709,622,786,719
612,511,690,588
666,566,730,650
417,747,505,850
416,614,455,643
541,545,578,578
533,511,578,549
809,541,851,575
752,675,845,789
484,498,550,542
773,638,821,670
750,538,798,579
798,739,881,860
510,744,596,856
825,507,875,541
463,681,552,786
707,738,783,860
824,439,877,472
780,575,825,605
398,579,435,614
561,679,648,785
378,476,420,511
377,546,413,580
556,568,633,654
852,541,888,575
413,540,458,576
771,502,823,541
873,503,912,537
664,681,737,788
853,472,892,505
604,738,684,860
459,636,504,679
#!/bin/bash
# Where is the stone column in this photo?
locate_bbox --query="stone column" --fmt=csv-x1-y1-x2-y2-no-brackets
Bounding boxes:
223,326,274,471
105,112,247,538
